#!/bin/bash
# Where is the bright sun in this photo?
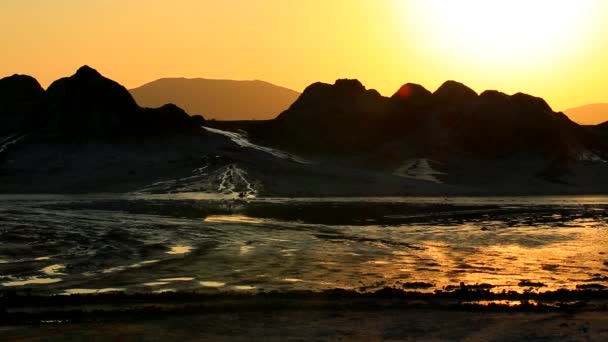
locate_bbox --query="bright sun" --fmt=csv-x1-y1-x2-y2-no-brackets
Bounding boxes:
402,0,599,70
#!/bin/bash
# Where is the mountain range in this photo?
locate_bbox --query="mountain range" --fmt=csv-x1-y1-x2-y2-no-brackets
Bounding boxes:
129,78,300,121
228,79,598,158
564,103,608,126
0,66,204,140
1,66,608,196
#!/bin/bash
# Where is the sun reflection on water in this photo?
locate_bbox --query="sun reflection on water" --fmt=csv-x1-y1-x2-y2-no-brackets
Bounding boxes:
166,246,192,255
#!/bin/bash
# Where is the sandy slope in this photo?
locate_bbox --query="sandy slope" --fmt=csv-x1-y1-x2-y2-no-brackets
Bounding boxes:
2,126,608,196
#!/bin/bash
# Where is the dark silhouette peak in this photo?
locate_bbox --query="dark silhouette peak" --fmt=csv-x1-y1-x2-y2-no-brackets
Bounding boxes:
510,92,553,113
47,65,138,112
480,90,509,98
393,83,431,99
44,66,143,139
0,74,45,103
391,83,433,108
437,80,474,91
74,65,102,78
4,67,203,141
275,78,389,151
366,88,382,98
0,73,46,134
301,81,333,94
333,79,366,93
157,103,184,112
478,90,511,105
1,73,41,85
288,79,372,112
433,80,478,107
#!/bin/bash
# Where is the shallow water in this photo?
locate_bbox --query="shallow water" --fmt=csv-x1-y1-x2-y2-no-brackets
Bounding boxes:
0,195,607,294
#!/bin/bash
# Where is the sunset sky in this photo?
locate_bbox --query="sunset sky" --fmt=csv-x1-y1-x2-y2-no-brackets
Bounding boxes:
1,0,607,110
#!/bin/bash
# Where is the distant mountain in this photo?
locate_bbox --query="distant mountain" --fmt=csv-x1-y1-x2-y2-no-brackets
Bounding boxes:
564,103,608,125
129,78,300,121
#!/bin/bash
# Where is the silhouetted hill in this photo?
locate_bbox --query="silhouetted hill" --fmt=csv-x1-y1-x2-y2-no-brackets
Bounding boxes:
241,79,599,160
45,66,141,138
1,66,204,140
564,103,608,125
448,90,589,156
432,80,478,108
391,83,433,107
0,74,45,134
268,79,389,152
130,78,300,120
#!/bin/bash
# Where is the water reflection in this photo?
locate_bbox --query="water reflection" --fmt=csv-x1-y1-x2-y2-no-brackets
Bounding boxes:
233,285,256,291
1,196,608,294
204,215,268,224
144,282,170,287
102,260,160,273
200,281,225,287
167,246,192,255
41,264,66,276
2,277,62,287
64,288,124,295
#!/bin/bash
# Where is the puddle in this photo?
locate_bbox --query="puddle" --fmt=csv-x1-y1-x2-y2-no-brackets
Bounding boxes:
2,277,62,287
160,277,195,282
233,285,256,291
283,278,303,283
462,300,539,307
167,246,193,255
64,288,125,295
239,245,255,255
34,257,51,261
41,264,66,276
102,260,160,273
133,260,160,267
143,282,170,287
153,288,176,293
204,215,267,224
367,261,391,265
200,281,226,287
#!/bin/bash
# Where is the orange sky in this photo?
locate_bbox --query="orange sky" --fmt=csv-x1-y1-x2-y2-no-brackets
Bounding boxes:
1,0,607,111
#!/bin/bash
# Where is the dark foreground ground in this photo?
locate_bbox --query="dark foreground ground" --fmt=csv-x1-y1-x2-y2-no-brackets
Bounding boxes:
4,309,608,341
3,290,608,341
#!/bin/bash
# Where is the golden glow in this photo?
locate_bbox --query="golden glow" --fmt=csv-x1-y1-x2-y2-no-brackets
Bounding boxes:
0,0,607,110
402,1,597,69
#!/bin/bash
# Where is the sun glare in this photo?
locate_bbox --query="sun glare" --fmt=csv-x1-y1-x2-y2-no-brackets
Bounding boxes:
402,0,599,70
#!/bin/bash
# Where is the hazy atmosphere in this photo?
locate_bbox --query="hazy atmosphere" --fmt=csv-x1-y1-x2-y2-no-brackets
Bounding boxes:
2,0,608,110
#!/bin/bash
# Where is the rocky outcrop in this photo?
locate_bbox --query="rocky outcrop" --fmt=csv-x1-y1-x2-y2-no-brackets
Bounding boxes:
433,80,478,108
44,66,141,139
269,79,389,152
2,66,204,141
255,78,600,159
0,74,45,135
